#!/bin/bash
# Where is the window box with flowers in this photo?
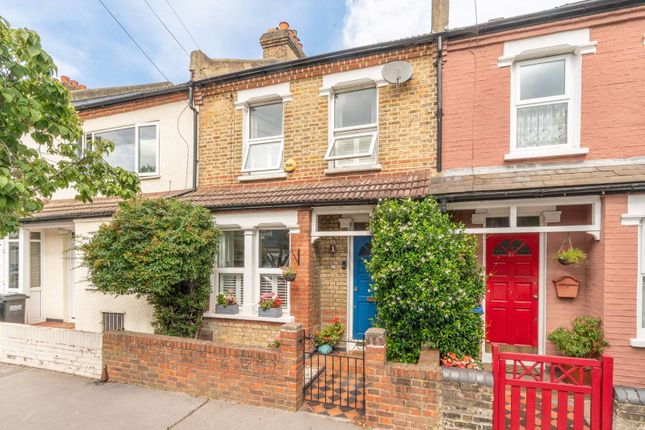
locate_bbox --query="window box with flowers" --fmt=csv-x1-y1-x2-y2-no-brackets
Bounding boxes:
215,293,239,315
258,292,283,318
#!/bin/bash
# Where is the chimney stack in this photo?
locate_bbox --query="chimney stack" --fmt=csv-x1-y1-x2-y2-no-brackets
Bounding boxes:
260,21,305,61
59,75,87,91
431,0,449,33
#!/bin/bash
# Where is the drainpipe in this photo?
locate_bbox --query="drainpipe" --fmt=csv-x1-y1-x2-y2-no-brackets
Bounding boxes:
436,35,443,173
188,83,199,191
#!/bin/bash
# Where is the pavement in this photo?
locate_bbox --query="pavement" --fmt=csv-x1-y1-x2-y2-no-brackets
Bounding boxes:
0,363,361,430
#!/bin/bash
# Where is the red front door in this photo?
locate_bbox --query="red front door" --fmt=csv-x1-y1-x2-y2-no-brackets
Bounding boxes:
485,234,539,347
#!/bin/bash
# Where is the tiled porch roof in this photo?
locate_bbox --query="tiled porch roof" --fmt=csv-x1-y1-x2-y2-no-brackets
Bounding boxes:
184,173,429,209
23,190,188,222
429,164,645,197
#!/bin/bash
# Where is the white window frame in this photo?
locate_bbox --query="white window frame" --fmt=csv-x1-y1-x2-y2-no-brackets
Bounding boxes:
212,230,245,308
637,220,645,341
86,122,160,177
6,232,20,291
325,85,379,168
241,100,285,173
256,228,290,314
509,54,580,157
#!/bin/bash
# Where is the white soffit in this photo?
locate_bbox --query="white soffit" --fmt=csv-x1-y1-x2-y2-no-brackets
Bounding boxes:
498,28,597,67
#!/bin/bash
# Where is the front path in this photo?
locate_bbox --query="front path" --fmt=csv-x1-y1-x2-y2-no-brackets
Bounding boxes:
0,364,359,430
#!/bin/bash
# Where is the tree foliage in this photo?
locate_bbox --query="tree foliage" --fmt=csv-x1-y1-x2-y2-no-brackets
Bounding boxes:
81,198,221,338
0,17,139,235
366,198,486,363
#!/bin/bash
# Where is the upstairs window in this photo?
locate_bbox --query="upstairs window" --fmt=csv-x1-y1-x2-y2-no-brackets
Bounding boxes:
242,102,284,173
326,87,378,168
90,123,159,176
511,55,580,156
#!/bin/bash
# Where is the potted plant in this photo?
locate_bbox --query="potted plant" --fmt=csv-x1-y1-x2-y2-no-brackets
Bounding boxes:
548,316,609,384
258,292,283,317
555,247,587,266
281,266,297,282
314,317,345,355
215,293,239,315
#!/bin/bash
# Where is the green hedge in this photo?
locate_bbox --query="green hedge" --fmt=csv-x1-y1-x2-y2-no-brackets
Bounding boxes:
366,198,485,363
81,198,221,337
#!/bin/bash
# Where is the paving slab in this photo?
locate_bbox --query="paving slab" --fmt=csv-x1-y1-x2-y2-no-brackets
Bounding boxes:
173,398,359,430
0,364,360,430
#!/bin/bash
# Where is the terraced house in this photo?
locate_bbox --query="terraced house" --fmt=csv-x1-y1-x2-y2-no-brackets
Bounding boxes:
3,0,645,399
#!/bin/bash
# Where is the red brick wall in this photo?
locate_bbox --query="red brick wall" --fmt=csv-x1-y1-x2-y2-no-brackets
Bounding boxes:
364,328,442,429
289,208,317,333
102,323,305,410
442,6,645,170
598,195,645,387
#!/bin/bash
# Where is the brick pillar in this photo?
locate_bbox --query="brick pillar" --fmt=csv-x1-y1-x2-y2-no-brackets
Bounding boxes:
279,323,305,411
364,327,388,427
289,208,316,333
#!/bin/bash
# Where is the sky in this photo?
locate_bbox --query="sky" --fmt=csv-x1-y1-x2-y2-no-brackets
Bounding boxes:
0,0,573,88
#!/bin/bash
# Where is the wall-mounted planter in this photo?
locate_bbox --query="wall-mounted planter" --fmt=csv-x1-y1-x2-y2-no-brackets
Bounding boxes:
553,276,581,299
258,307,283,318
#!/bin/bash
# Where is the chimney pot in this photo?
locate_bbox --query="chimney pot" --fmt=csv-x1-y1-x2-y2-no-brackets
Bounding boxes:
278,21,289,30
78,84,87,90
70,80,78,88
61,75,70,84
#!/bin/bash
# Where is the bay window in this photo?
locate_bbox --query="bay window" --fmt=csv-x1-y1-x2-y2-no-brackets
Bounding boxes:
242,102,284,173
215,231,245,305
326,87,378,168
89,123,159,176
211,228,291,317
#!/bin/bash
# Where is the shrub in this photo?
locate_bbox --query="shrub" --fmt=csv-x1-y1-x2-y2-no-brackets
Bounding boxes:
81,198,221,338
314,317,345,347
548,316,608,358
366,198,485,363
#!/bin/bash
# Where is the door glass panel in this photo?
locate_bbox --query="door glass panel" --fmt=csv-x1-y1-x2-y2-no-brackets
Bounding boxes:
8,240,19,289
30,240,41,289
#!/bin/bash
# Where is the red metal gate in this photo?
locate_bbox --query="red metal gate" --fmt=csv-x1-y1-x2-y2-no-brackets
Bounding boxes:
492,346,613,430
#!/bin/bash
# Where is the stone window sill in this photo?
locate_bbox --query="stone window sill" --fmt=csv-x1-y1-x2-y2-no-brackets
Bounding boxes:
238,172,287,182
504,147,589,161
629,338,645,348
203,312,294,324
324,164,382,176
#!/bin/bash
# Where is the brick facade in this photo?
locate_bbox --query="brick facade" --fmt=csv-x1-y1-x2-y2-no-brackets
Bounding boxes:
442,6,645,170
102,323,305,411
199,318,282,348
197,45,436,188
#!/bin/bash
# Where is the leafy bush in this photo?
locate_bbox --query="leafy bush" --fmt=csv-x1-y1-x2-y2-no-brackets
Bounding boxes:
81,198,221,337
366,198,485,363
548,316,608,358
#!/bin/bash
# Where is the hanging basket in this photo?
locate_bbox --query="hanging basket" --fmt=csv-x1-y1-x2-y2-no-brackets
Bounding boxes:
555,234,587,266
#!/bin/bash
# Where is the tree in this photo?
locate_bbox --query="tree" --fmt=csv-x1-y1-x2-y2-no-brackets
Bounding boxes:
80,198,221,337
366,198,486,363
0,17,139,235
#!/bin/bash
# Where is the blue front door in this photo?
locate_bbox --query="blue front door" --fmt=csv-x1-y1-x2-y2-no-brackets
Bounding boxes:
352,236,376,340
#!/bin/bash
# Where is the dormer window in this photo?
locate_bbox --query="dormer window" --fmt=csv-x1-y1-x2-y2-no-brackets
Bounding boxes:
326,87,378,168
242,102,284,173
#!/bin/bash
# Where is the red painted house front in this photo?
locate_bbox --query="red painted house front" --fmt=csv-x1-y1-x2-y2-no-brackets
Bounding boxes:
430,3,645,388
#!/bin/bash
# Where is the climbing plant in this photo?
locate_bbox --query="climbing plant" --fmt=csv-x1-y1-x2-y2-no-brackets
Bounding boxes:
81,198,221,337
366,198,485,363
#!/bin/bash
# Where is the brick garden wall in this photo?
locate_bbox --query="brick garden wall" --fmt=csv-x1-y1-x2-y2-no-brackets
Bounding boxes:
441,367,493,430
199,318,282,347
102,323,304,410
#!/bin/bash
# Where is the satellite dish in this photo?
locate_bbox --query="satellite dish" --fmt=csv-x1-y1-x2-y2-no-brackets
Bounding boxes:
381,61,413,86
